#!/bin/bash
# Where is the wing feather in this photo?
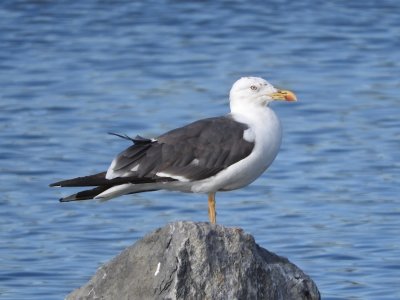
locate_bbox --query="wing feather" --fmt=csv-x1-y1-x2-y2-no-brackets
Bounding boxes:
106,116,254,181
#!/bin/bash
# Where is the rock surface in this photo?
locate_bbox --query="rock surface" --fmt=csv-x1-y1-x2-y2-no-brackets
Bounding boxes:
66,221,320,300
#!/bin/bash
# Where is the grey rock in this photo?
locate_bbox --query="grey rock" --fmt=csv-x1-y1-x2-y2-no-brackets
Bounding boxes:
66,221,320,300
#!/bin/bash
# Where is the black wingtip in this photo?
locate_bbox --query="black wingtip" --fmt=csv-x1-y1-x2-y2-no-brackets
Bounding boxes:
59,195,75,202
59,197,75,202
57,186,110,202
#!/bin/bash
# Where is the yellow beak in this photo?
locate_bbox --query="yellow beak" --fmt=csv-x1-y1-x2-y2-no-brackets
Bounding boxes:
270,90,297,102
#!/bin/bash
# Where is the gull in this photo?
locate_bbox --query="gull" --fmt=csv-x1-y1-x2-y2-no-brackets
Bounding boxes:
50,77,297,224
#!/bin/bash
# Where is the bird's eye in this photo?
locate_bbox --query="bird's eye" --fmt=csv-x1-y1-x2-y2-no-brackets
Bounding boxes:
250,85,257,91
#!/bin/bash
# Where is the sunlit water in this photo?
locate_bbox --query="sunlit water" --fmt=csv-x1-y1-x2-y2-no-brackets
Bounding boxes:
1,1,399,299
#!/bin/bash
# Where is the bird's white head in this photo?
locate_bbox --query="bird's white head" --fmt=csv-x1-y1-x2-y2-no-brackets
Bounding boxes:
229,77,297,113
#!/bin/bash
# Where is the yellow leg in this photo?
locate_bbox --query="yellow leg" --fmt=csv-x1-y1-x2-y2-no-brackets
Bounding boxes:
208,192,216,224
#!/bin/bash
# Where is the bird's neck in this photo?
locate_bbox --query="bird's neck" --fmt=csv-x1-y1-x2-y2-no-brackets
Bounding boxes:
230,100,271,123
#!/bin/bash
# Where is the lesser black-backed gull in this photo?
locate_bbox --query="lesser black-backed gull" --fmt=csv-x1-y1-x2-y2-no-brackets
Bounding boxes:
50,77,297,224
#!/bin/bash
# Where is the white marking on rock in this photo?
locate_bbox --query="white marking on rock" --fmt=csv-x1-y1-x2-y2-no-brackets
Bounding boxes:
154,262,161,276
87,287,95,297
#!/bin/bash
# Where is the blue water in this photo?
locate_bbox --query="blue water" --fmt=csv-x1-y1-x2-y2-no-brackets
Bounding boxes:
1,1,399,299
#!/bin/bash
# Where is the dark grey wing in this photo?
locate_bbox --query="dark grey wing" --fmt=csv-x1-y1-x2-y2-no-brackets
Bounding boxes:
106,116,254,181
